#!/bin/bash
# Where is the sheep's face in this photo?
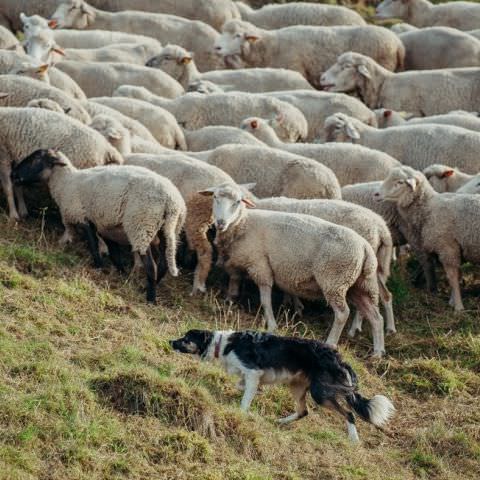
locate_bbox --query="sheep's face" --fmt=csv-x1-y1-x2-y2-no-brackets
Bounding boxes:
187,80,223,95
375,0,408,20
90,115,131,155
457,176,480,195
145,46,192,81
199,183,256,232
27,98,65,114
321,54,370,93
379,167,422,206
24,31,64,64
423,165,456,193
20,14,50,40
51,0,95,29
214,21,260,63
8,62,49,82
324,115,361,143
12,149,67,186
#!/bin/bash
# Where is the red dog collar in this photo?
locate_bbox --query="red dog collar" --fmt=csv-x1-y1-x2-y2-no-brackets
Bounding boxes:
214,335,222,359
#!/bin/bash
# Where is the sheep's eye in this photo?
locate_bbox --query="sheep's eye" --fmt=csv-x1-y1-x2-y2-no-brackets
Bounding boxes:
235,34,242,38
163,55,171,61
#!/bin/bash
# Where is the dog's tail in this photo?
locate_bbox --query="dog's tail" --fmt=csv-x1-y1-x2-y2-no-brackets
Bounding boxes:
346,392,395,428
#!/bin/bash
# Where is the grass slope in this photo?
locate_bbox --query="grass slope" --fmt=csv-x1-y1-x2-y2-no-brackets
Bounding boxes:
0,213,479,480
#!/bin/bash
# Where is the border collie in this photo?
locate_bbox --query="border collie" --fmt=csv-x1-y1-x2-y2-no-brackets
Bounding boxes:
170,330,395,442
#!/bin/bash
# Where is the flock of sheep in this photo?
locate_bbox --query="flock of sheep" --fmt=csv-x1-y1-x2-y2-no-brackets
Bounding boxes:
1,0,480,359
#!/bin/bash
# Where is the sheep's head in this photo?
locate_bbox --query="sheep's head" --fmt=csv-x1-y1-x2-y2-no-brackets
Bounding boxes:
320,52,372,93
90,115,131,155
324,113,362,143
423,164,457,193
50,0,96,29
374,109,407,128
457,176,480,195
27,98,66,114
145,44,193,80
20,13,50,38
214,20,261,66
375,0,409,20
187,79,224,95
198,182,256,232
240,116,282,145
24,29,65,64
12,149,69,186
8,62,50,82
379,166,425,207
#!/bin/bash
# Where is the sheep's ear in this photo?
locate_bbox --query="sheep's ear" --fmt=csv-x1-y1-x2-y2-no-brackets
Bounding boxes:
181,56,192,64
198,188,216,196
242,198,256,208
107,129,122,140
405,177,417,190
52,46,66,56
0,92,9,99
36,64,49,74
383,110,392,118
250,119,258,129
442,169,455,178
20,12,27,23
64,107,71,114
245,34,259,43
240,183,256,192
345,122,360,140
48,19,58,29
357,64,371,79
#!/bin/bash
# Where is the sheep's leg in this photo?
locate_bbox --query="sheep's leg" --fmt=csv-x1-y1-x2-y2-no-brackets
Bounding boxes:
14,186,28,218
226,271,241,301
348,311,363,338
140,246,157,304
378,277,395,335
353,294,385,358
325,298,350,348
0,163,20,221
240,371,262,412
152,233,168,284
277,382,308,424
443,264,464,312
258,284,277,331
103,238,125,274
81,221,103,269
187,223,212,295
59,224,75,246
162,213,181,278
282,294,304,317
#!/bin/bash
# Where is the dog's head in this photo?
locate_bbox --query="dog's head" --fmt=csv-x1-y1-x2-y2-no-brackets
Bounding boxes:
170,329,214,356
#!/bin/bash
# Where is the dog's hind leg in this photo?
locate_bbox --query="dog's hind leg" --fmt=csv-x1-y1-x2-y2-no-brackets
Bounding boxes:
240,370,262,412
278,381,309,424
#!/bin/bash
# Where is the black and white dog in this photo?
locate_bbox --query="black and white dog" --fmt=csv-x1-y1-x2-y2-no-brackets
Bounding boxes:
170,330,395,442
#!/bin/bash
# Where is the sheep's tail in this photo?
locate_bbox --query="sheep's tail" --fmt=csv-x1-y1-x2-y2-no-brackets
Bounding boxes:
105,146,124,165
162,208,184,277
346,392,395,428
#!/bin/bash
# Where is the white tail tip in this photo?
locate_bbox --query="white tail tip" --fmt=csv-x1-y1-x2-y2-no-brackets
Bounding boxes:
368,395,395,427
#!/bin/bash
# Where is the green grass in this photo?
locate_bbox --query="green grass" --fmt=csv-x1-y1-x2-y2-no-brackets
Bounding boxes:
0,204,479,480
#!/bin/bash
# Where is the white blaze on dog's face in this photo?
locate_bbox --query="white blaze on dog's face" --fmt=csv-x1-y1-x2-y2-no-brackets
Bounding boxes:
375,0,407,19
320,53,369,93
198,183,256,233
51,0,94,29
379,166,421,206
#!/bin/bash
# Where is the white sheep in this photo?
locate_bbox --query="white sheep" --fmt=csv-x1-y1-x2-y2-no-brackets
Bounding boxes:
124,153,237,294
12,149,185,304
0,107,123,220
214,20,405,88
201,144,342,200
240,117,400,186
51,0,222,71
320,52,480,115
325,113,480,174
89,114,170,156
235,1,366,29
457,176,480,194
145,44,314,92
113,86,308,143
422,164,478,193
184,125,264,151
390,23,418,34
375,0,480,31
376,109,480,133
398,27,480,69
0,75,91,124
91,96,186,149
56,60,184,98
260,90,378,142
0,25,23,51
26,98,69,114
379,165,480,311
201,183,386,356
252,196,395,335
80,100,159,144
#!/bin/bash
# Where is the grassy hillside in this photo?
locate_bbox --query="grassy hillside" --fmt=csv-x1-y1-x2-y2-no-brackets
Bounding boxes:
1,211,479,480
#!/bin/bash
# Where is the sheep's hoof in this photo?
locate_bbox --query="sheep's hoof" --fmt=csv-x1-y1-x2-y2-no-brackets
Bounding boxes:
8,213,20,223
170,267,179,277
386,328,397,336
370,351,385,359
348,328,360,338
190,285,206,296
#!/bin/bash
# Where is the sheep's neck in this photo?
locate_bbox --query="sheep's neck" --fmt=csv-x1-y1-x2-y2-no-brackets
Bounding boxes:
85,7,114,30
48,164,78,207
258,127,283,147
214,209,248,257
180,61,201,89
450,172,474,192
243,32,270,67
407,0,433,27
